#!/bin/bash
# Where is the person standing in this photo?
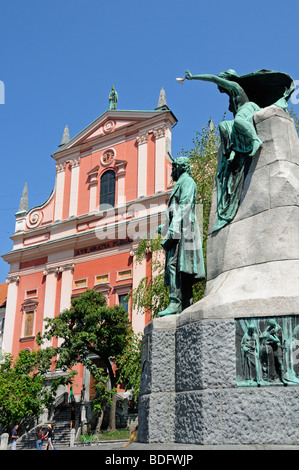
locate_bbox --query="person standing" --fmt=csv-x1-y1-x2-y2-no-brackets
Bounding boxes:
70,403,76,430
44,424,54,450
10,424,19,450
36,427,44,450
69,385,74,403
80,384,86,403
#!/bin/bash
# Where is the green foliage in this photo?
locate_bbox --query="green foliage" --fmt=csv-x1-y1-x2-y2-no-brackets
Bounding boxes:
39,290,131,371
90,370,115,413
80,429,130,442
131,235,169,317
38,289,132,422
130,271,169,319
115,330,143,399
134,236,164,263
0,349,55,432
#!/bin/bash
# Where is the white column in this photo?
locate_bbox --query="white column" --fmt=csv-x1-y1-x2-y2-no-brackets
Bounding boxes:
59,265,74,312
2,277,19,353
89,182,97,212
88,167,99,213
54,162,66,220
42,269,57,348
136,132,148,198
69,157,81,217
43,271,57,322
115,161,127,206
153,126,167,193
58,265,74,348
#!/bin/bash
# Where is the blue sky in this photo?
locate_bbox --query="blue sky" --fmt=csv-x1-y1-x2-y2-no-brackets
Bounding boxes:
0,0,298,281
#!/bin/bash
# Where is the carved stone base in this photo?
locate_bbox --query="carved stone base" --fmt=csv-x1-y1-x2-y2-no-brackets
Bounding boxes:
138,315,299,445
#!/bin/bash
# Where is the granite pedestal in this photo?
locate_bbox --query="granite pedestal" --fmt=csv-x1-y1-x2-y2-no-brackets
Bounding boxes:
138,106,299,445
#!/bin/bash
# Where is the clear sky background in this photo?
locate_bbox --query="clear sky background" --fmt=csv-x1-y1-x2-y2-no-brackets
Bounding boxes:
0,0,298,281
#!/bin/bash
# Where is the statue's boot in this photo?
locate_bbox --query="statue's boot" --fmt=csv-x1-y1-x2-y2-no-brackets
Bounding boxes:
157,303,182,317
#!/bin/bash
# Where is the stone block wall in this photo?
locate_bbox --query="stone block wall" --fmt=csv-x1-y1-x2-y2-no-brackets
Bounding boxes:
139,316,299,445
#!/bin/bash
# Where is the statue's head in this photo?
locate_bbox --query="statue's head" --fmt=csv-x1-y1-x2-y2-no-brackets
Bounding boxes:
247,324,255,335
267,319,277,331
217,69,238,80
171,157,191,181
217,70,238,93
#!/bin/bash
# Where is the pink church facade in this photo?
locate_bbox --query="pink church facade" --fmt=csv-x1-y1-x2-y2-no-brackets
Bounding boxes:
2,93,176,399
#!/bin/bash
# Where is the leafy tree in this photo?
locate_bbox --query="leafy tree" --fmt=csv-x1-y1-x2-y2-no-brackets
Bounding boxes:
0,348,71,432
115,329,142,400
130,236,169,318
37,289,132,432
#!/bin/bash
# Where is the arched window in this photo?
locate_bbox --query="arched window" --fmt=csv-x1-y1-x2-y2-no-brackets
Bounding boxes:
100,170,115,208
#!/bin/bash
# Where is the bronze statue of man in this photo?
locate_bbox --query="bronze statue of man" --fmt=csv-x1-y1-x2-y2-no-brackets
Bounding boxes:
157,157,205,317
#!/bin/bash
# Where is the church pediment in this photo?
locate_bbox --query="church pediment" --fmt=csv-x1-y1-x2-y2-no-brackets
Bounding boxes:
52,110,165,157
82,118,134,143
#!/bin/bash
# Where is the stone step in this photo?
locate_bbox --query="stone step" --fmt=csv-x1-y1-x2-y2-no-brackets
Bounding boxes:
17,404,80,450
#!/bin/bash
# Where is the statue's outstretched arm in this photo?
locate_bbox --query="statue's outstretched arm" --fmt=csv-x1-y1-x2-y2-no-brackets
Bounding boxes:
178,70,239,92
